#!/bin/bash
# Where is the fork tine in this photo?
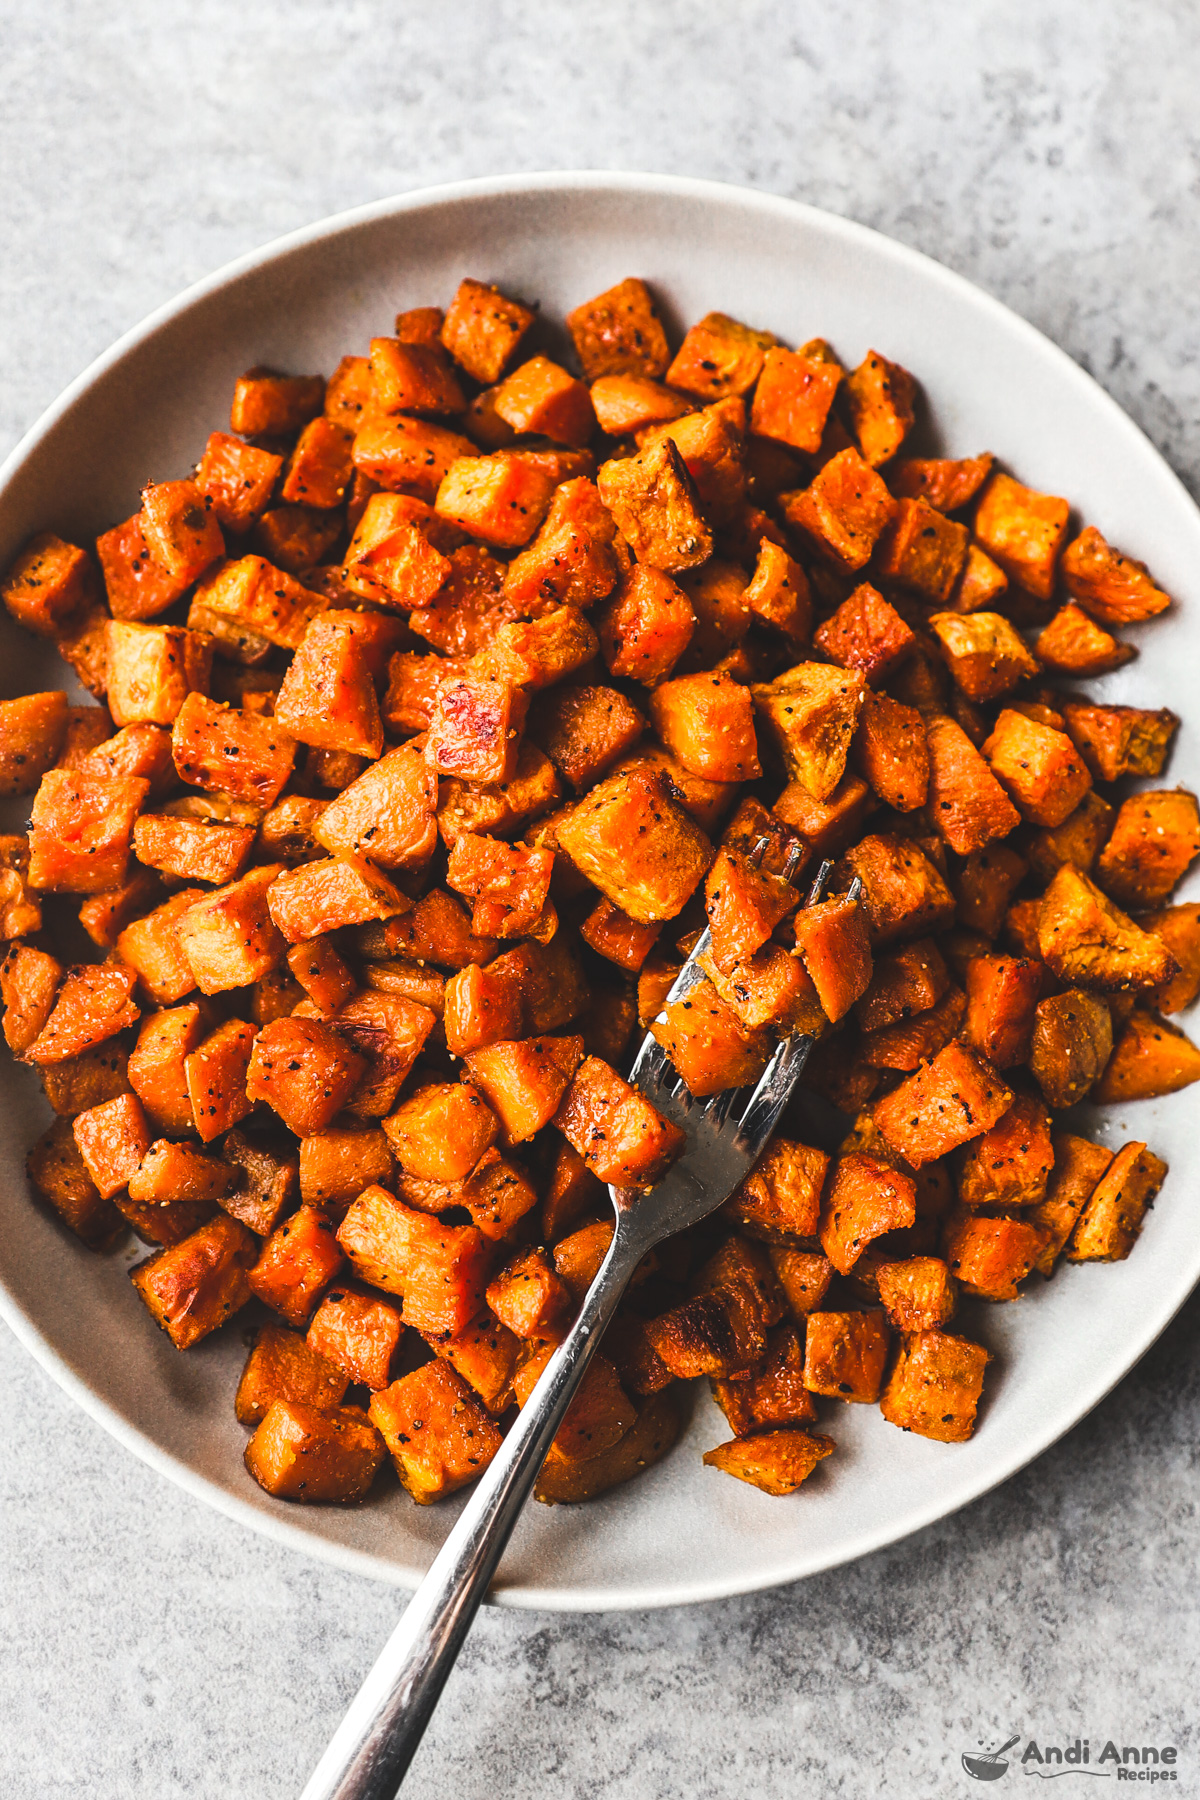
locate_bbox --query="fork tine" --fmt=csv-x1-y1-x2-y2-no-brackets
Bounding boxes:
748,834,771,869
806,859,833,907
736,1029,819,1155
782,842,805,883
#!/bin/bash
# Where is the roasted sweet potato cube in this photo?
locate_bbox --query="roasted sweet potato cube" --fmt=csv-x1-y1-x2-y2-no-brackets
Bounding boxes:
692,1234,786,1326
71,1092,151,1199
928,610,1039,702
1025,1134,1114,1276
602,1314,674,1401
724,1139,829,1241
1062,700,1178,785
666,310,776,400
1142,903,1200,1014
781,447,896,574
338,1185,493,1332
579,898,662,974
383,651,466,735
854,937,949,1032
175,865,286,994
266,857,411,943
851,690,928,813
105,620,211,729
541,1139,603,1244
501,477,619,613
556,767,713,924
113,888,201,1005
889,453,992,512
453,1150,537,1241
750,343,842,454
285,936,356,1021
819,1154,917,1275
1095,790,1200,909
467,611,599,702
490,355,595,447
703,1427,834,1495
711,1320,817,1436
130,1213,257,1348
368,334,464,417
0,944,61,1054
39,1042,132,1118
252,503,341,576
433,453,556,549
700,943,824,1036
596,564,695,685
792,893,873,1023
306,1283,405,1390
221,1128,299,1235
1026,794,1114,889
373,1360,504,1503
567,277,670,380
979,708,1092,831
136,478,224,585
230,368,324,436
486,1246,572,1342
802,1310,889,1401
235,1323,350,1426
246,1016,365,1135
942,1210,1046,1300
1067,1140,1168,1262
589,373,689,435
26,963,139,1066
247,1204,345,1327
430,1310,522,1413
193,555,324,652
742,538,812,644
445,835,554,939
553,1054,685,1188
26,1118,122,1245
28,767,148,893
595,438,712,574
371,887,497,971
875,1256,956,1334
958,1093,1054,1209
703,848,796,974
874,497,969,605
382,1081,499,1182
860,983,965,1071
440,278,536,385
0,691,68,795
353,416,475,501
752,661,866,801
297,1125,393,1217
443,950,541,1058
342,493,452,609
182,1018,257,1141
963,954,1041,1068
1028,988,1112,1111
647,669,759,785
814,584,915,684
169,692,296,809
641,398,747,527
644,1283,766,1379
673,559,752,671
1060,525,1171,624
552,1219,617,1302
874,1042,1012,1168
463,1036,584,1146
0,833,41,938
195,431,282,532
2,532,95,636
924,714,1020,855
1033,603,1135,677
972,471,1069,601
1095,1009,1200,1103
1037,864,1175,992
244,1400,384,1504
880,1328,988,1442
127,1137,232,1207
528,683,645,794
651,977,772,1098
837,833,956,946
273,616,383,759
133,815,255,886
841,349,915,466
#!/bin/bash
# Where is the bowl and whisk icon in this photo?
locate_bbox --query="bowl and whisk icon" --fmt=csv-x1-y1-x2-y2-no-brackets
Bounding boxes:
962,1735,1022,1780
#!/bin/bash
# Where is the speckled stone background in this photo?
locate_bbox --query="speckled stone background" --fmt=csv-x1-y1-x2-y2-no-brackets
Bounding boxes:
3,3,1200,1796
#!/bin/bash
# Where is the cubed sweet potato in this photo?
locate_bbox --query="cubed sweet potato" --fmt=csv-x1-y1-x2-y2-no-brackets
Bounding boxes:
221,1129,299,1235
1142,904,1200,1014
860,982,965,1070
742,538,812,644
646,669,759,786
28,766,149,893
246,1016,365,1135
596,438,712,574
71,1092,151,1199
486,1246,572,1342
1028,988,1113,1111
979,708,1092,830
879,1328,989,1441
1037,864,1175,992
802,1310,890,1402
38,1043,131,1118
1094,1009,1200,1103
382,1081,499,1183
666,310,776,400
306,1283,405,1389
0,691,69,795
1066,1140,1168,1262
1034,603,1136,677
963,954,1042,1067
467,605,599,692
27,1118,123,1245
973,472,1069,601
567,277,670,381
724,1139,829,1240
752,661,865,801
26,963,140,1066
130,1213,257,1348
1028,1133,1115,1274
644,1283,766,1379
851,690,929,813
780,447,895,575
957,1092,1054,1208
553,1054,685,1188
1062,700,1178,785
942,1210,1047,1300
837,833,956,946
703,1427,835,1495
0,834,41,939
273,615,383,759
441,278,536,385
556,767,712,924
791,892,873,1023
924,714,1020,855
244,1400,385,1504
651,976,772,1098
338,1185,493,1333
430,1310,522,1414
750,343,842,454
875,1256,957,1333
843,350,915,466
874,497,969,605
3,532,95,637
133,815,256,886
814,583,915,682
372,1359,504,1503
127,1137,232,1208
173,864,286,994
589,374,689,435
819,1153,917,1275
1095,790,1200,909
854,937,949,1033
873,1041,1012,1168
235,1323,350,1426
462,1036,584,1146
0,944,61,1054
596,564,695,685
169,691,296,810
703,848,796,974
1060,525,1171,624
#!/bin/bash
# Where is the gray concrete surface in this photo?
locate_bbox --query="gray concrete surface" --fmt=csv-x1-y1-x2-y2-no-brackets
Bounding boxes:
3,2,1200,1794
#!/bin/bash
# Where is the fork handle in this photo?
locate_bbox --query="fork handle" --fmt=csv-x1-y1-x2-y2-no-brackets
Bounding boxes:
299,1222,649,1800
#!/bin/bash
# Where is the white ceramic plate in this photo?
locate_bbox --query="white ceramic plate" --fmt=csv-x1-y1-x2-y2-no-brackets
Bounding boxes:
1,172,1197,1612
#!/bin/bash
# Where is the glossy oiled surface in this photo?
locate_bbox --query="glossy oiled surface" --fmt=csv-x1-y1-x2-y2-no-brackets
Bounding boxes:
2,170,1199,1612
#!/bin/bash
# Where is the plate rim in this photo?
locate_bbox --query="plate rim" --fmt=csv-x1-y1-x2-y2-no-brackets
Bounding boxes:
2,168,1198,1613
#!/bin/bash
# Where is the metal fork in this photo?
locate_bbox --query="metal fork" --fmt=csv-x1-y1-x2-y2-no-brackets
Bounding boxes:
300,855,846,1800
